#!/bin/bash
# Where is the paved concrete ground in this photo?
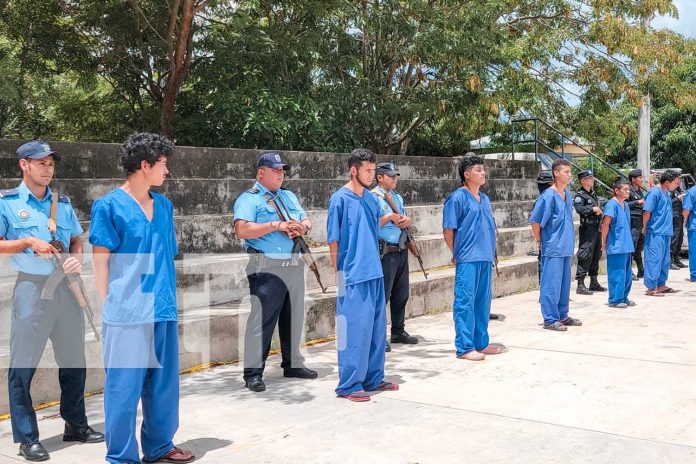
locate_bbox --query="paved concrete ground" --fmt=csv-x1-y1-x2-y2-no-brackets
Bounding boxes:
1,269,696,464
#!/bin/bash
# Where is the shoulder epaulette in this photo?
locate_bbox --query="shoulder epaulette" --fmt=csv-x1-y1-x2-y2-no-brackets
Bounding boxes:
0,188,18,198
246,187,260,194
370,187,384,198
58,194,71,203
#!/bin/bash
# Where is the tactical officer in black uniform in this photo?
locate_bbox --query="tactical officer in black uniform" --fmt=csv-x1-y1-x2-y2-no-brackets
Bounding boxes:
627,169,645,280
670,176,686,270
573,170,606,295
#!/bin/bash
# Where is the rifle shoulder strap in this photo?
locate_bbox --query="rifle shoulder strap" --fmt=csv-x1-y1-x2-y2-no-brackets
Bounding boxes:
372,187,401,215
48,190,59,235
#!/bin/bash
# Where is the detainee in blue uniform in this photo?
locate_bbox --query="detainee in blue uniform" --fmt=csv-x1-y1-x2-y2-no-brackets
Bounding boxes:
0,141,103,462
443,155,503,361
233,152,317,394
642,170,680,295
601,180,635,307
371,162,419,350
683,184,696,282
90,133,194,464
327,148,398,402
529,159,581,331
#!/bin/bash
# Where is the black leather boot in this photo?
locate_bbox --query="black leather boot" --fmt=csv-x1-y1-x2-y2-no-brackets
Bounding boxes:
576,278,593,295
589,276,607,292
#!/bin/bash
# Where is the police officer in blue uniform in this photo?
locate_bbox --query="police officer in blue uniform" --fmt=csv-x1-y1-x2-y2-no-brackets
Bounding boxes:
233,152,318,392
371,163,418,351
0,141,103,462
573,170,607,295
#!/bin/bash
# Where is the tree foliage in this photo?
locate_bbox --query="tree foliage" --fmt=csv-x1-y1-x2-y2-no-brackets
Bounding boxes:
0,0,694,158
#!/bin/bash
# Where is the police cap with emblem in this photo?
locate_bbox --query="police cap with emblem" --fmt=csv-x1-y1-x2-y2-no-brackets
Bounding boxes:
578,169,594,181
376,162,400,177
628,168,642,179
256,152,289,171
16,140,61,161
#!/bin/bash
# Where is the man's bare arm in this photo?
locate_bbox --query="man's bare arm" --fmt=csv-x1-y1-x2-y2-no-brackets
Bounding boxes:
92,246,111,303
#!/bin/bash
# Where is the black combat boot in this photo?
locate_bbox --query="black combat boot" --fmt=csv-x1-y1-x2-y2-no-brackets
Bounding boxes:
576,278,593,295
589,276,607,292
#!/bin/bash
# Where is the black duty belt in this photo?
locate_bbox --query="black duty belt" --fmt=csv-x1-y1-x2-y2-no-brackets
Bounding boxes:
379,240,405,256
247,248,302,268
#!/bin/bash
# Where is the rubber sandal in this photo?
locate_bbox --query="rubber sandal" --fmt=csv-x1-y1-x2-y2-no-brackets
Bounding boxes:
143,447,196,463
645,289,664,297
657,286,678,294
338,390,371,402
561,317,582,326
543,321,567,331
480,343,505,354
374,381,399,392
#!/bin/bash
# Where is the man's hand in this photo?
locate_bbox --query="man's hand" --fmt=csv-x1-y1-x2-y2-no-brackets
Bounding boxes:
395,215,411,229
638,199,644,205
592,206,602,215
62,256,82,274
387,212,401,224
678,194,684,201
284,220,305,239
25,237,58,259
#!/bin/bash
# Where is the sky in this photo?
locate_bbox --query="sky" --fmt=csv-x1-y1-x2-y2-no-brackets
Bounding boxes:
653,0,696,38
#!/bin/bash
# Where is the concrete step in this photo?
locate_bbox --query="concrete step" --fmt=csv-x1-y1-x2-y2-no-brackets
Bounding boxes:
0,255,541,414
0,226,542,342
0,200,538,278
0,139,540,181
0,178,541,219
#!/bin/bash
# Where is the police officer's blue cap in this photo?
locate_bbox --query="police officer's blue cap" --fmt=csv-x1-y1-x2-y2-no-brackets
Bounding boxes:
16,140,61,161
578,169,594,180
628,169,642,179
256,152,289,171
376,162,400,176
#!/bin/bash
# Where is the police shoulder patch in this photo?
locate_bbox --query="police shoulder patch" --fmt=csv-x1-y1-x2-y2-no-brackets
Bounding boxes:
574,196,583,204
0,188,18,199
58,194,71,203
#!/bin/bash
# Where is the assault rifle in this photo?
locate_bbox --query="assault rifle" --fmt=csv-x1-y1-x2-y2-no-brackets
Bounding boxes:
374,189,428,280
41,240,101,341
264,195,327,293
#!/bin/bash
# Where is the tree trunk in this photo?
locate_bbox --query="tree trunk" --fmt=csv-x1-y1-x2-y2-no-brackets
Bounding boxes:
157,0,197,138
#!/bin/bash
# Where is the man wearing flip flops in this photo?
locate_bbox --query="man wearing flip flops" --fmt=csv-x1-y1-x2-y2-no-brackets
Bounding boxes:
327,148,399,402
443,155,505,360
642,170,681,297
601,179,636,308
529,159,583,332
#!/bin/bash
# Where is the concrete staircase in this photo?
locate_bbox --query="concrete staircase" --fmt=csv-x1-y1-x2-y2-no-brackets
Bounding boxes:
0,140,542,413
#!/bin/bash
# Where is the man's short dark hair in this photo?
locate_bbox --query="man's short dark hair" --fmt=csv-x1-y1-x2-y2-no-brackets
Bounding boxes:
348,148,376,170
458,155,485,182
551,159,571,177
121,132,174,174
660,169,680,184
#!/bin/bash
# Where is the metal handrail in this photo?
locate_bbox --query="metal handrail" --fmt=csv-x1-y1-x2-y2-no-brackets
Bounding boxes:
511,117,626,185
533,139,613,194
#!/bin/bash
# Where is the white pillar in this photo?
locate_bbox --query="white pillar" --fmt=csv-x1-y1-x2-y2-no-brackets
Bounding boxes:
637,94,651,185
